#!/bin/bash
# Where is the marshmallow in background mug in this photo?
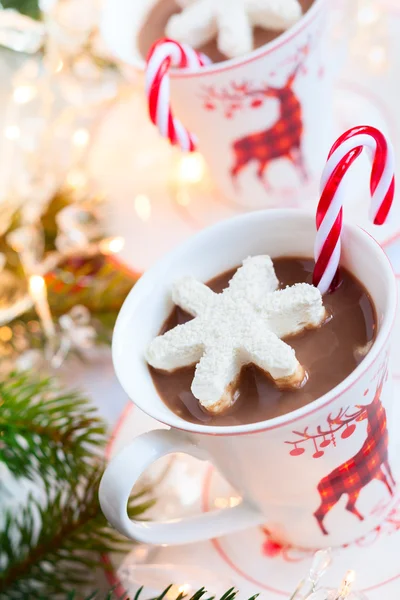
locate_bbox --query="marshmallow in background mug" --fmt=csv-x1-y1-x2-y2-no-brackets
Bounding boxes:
166,0,303,59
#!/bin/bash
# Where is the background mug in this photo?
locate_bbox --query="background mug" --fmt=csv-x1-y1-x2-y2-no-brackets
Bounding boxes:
100,210,397,548
101,0,334,208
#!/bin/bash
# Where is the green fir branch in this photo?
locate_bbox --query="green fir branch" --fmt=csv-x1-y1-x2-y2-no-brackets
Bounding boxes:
65,586,259,600
0,466,154,599
0,370,260,600
0,0,40,20
0,372,107,484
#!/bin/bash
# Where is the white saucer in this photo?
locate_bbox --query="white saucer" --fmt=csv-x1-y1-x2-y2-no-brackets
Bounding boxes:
105,377,400,599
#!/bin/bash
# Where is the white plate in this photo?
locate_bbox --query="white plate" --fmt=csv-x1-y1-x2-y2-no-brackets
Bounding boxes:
105,384,400,599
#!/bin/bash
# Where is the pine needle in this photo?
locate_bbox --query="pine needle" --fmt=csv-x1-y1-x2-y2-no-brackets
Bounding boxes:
75,586,257,600
0,371,258,600
0,465,153,599
134,586,144,600
0,0,40,20
0,372,107,485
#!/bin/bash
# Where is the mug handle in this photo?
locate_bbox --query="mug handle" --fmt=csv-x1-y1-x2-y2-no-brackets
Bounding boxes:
99,429,264,545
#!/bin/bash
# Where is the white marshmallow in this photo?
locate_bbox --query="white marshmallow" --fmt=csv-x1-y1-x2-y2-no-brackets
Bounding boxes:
146,255,326,414
166,0,217,50
248,0,302,31
263,283,326,338
165,0,303,60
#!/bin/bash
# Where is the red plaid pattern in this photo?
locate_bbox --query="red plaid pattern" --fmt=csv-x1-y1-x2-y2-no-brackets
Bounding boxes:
314,375,395,535
230,85,305,184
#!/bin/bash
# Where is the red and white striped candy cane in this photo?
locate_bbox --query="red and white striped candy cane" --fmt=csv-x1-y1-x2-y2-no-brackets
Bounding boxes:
146,38,210,152
313,125,395,294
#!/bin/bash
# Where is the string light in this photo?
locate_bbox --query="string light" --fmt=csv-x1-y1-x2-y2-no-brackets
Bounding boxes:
13,85,36,104
29,274,45,296
177,585,191,595
335,570,355,599
0,326,12,342
290,554,365,599
177,152,205,184
353,0,389,75
368,45,387,68
29,275,56,341
72,128,90,148
134,194,152,222
66,169,87,190
55,59,64,73
214,495,241,508
99,236,125,255
4,125,20,140
357,5,380,25
166,583,193,599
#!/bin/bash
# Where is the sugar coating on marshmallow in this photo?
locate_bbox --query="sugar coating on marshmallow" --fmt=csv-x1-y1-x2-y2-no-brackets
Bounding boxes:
166,0,303,59
146,255,326,414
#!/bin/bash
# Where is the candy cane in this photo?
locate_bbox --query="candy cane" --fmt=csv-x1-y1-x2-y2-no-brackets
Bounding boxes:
313,125,395,295
146,38,210,152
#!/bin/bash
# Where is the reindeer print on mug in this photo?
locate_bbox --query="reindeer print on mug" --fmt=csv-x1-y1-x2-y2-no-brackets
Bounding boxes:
285,368,395,536
200,44,310,190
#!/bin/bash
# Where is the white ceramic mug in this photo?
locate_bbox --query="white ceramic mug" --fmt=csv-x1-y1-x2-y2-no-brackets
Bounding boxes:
101,0,334,207
99,210,397,548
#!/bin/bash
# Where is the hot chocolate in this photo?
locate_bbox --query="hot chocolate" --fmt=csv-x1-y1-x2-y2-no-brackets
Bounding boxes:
139,0,315,64
149,257,376,426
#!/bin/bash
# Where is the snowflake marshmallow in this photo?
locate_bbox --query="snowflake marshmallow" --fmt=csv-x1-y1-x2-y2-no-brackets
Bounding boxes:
146,256,326,415
166,0,303,59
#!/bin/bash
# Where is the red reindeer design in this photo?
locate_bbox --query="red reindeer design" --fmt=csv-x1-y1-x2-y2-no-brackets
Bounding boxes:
314,373,395,536
229,61,306,189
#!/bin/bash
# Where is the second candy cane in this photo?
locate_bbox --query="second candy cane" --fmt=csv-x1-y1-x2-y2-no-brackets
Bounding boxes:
146,38,210,152
313,125,395,295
